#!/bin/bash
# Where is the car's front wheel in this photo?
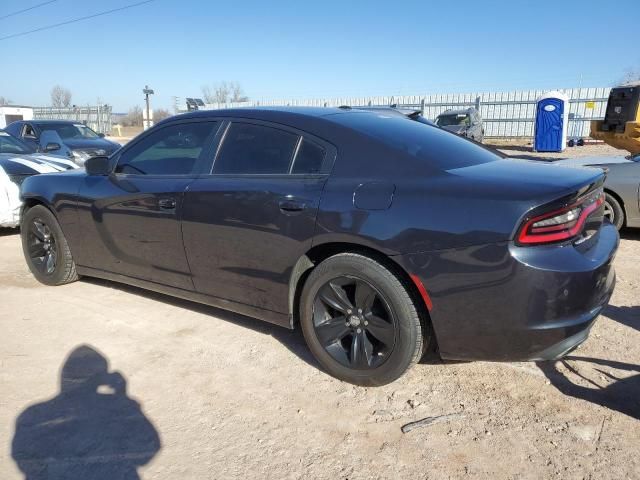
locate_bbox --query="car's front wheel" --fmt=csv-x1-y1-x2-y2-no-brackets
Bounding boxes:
299,253,428,386
21,205,79,286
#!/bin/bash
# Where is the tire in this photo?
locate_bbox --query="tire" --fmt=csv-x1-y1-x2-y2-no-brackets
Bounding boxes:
299,253,427,386
603,193,625,230
21,205,79,286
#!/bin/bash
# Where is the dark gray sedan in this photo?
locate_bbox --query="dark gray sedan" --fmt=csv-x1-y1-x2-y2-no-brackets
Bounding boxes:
553,155,640,229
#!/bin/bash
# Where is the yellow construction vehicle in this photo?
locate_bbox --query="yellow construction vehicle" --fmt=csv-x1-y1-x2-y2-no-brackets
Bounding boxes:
590,83,640,154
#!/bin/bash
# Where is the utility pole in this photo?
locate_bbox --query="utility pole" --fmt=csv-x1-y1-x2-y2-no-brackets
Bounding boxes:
143,85,154,130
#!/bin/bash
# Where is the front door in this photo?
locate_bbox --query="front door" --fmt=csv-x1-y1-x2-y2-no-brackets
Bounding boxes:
181,120,333,314
75,120,220,290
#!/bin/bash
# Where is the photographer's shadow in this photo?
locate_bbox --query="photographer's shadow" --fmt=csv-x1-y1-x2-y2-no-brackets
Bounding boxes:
12,345,160,480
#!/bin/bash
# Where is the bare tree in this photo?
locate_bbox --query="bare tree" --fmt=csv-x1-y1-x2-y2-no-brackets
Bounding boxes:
230,81,248,102
201,81,248,104
153,108,172,123
50,85,72,108
121,106,143,127
619,66,640,85
0,96,11,106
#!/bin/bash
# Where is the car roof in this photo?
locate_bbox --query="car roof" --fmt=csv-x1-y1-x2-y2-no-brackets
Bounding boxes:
31,120,79,124
176,106,351,120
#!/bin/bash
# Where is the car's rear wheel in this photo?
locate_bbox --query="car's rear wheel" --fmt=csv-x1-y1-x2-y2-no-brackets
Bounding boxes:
603,193,624,230
299,253,427,386
21,205,79,286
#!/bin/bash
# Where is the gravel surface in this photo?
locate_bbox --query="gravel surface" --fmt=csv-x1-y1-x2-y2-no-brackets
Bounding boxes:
490,141,629,161
1,227,638,479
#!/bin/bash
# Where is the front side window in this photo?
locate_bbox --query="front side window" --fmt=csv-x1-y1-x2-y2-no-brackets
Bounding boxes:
213,123,299,174
115,122,217,175
0,131,35,154
23,124,37,138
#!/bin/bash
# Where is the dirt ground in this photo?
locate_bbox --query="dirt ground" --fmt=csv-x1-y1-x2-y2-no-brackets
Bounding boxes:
489,141,629,160
0,223,639,479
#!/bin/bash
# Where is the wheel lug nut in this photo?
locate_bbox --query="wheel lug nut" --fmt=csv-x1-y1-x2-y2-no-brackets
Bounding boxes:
364,321,368,326
357,328,362,333
347,309,352,314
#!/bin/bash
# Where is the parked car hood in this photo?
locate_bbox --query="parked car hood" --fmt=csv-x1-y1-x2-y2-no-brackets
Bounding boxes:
0,152,78,175
62,137,120,152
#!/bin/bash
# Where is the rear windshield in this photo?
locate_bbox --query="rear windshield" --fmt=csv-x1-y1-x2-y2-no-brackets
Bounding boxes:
436,114,470,127
332,112,501,170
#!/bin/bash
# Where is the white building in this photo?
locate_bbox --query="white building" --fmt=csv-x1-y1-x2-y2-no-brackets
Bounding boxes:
0,105,34,129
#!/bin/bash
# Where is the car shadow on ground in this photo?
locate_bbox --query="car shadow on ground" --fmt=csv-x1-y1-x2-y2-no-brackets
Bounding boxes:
0,227,19,237
620,228,640,241
538,356,640,420
603,305,640,332
11,345,161,480
484,143,533,153
80,277,320,369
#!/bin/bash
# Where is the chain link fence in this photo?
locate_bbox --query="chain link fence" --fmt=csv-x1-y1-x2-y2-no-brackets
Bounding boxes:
205,87,610,139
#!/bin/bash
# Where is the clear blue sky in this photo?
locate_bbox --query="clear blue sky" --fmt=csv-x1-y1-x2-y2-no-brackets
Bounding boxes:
1,0,639,112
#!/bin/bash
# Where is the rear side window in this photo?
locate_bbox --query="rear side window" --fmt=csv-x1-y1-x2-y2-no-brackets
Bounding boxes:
292,139,325,174
115,122,217,175
214,123,299,174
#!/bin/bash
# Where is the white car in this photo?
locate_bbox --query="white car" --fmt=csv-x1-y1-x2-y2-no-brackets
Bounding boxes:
0,130,78,228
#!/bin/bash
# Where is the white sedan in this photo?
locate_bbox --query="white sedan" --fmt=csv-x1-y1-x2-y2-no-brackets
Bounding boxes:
0,130,78,228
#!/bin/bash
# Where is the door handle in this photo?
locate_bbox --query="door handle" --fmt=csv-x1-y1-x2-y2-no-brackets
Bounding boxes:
158,198,177,210
279,198,306,213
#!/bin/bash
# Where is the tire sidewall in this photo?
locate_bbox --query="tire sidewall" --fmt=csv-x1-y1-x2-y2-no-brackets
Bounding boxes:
604,193,624,230
21,205,71,286
300,254,422,386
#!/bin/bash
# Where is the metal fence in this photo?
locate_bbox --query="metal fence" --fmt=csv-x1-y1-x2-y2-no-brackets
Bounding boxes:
204,87,610,139
32,105,113,134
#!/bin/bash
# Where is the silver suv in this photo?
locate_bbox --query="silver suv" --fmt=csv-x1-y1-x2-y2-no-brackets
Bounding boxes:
435,107,484,143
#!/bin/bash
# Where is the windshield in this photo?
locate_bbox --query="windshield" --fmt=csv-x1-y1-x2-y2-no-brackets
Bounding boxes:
333,112,502,170
38,123,100,140
436,114,470,127
0,131,35,154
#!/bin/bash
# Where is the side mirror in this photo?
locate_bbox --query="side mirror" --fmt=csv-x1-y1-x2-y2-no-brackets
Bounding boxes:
44,142,61,152
98,133,105,138
85,155,111,176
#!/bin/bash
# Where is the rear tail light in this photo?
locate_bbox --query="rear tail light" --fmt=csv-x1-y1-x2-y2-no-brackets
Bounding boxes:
517,188,604,245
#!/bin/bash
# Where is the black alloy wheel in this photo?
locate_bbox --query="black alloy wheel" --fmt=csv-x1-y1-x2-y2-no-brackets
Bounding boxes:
21,205,79,286
313,276,396,369
27,219,57,275
299,253,428,386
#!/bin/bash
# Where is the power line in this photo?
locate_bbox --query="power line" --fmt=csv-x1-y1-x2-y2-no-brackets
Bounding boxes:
0,0,57,20
0,0,156,41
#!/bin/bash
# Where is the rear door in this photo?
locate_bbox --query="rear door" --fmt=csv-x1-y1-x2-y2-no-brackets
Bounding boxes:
181,119,335,314
76,120,220,289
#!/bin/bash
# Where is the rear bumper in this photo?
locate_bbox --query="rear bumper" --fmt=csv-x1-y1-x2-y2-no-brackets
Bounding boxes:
396,222,619,361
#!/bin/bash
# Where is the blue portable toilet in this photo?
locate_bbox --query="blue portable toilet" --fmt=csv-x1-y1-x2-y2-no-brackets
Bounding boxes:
534,91,569,152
